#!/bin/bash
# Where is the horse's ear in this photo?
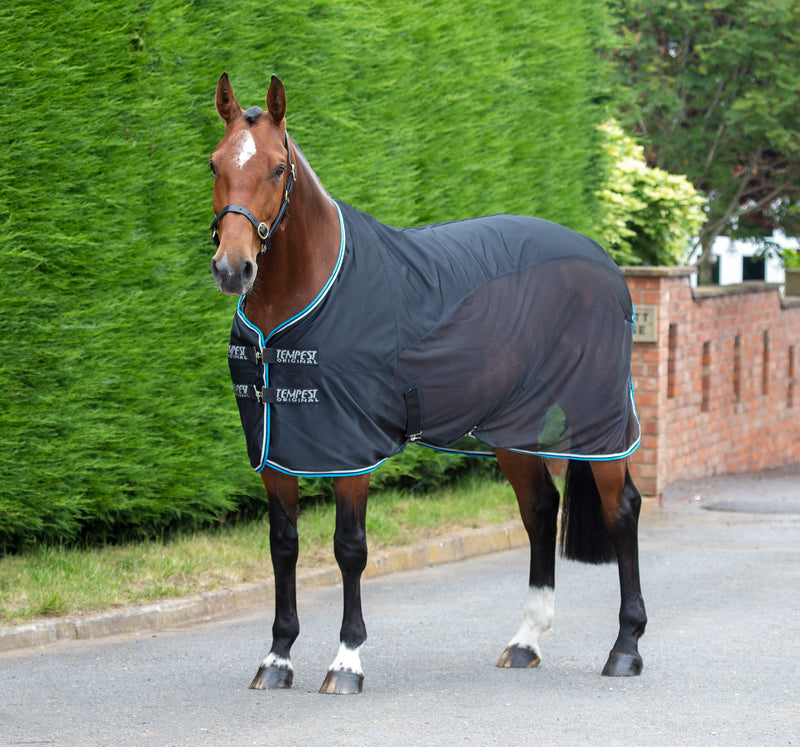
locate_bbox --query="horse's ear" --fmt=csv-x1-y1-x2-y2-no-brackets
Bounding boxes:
216,72,241,124
266,75,286,125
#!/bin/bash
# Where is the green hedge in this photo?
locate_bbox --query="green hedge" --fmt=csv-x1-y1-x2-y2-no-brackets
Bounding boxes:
0,0,613,550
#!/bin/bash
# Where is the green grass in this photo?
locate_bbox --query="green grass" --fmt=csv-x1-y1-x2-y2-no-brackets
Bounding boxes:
0,473,522,625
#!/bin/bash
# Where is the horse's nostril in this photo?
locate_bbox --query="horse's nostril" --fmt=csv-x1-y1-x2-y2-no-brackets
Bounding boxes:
211,258,219,276
242,261,254,282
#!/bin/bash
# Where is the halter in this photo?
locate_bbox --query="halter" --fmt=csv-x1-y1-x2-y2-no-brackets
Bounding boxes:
210,130,296,254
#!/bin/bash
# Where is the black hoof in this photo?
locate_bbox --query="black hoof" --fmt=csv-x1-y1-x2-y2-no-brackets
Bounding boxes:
496,645,541,669
249,664,293,690
601,651,643,677
319,669,364,694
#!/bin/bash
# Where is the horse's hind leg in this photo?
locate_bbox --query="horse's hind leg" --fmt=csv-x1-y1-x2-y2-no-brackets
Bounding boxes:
495,450,559,669
250,468,300,690
590,459,647,676
319,474,370,694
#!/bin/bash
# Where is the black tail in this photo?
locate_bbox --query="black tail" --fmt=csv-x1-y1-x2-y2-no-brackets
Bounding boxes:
559,460,616,564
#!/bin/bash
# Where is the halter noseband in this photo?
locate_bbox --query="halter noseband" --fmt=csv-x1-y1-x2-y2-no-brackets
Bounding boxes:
210,130,296,254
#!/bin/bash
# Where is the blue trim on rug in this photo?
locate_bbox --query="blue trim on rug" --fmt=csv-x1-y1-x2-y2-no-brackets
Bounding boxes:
248,202,347,474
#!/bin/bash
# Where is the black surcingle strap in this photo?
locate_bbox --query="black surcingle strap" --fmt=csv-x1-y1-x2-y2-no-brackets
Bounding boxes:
404,384,423,441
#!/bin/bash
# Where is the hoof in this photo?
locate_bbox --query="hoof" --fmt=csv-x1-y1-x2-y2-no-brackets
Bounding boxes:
249,664,293,690
319,669,364,695
602,651,643,677
496,645,541,669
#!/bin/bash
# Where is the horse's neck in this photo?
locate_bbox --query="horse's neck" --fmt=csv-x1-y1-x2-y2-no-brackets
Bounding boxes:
245,145,340,336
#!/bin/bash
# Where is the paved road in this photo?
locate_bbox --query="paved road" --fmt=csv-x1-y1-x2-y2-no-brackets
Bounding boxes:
1,467,799,746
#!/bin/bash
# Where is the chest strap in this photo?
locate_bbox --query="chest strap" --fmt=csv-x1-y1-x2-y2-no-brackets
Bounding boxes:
233,385,320,404
228,345,318,365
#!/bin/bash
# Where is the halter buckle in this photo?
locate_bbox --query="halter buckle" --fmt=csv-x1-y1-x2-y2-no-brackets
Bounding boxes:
257,222,270,241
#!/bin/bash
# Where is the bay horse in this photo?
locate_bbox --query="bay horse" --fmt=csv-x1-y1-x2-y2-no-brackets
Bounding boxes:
208,73,647,694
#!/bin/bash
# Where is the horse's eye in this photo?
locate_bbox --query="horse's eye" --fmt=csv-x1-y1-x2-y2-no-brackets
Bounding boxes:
208,159,217,177
273,164,286,179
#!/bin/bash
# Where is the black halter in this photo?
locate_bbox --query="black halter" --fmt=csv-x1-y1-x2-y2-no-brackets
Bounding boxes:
210,130,296,254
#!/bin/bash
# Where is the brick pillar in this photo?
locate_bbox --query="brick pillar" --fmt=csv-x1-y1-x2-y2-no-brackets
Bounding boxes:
622,267,697,500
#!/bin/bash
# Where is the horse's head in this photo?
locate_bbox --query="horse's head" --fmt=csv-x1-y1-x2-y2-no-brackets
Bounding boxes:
209,73,294,296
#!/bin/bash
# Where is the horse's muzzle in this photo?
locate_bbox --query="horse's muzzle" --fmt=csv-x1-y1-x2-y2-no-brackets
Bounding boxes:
211,252,256,296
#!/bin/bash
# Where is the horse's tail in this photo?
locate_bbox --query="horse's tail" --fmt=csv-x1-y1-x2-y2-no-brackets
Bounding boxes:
559,460,616,564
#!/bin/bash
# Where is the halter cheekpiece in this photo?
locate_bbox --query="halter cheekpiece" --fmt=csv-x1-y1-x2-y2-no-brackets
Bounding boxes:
210,130,296,254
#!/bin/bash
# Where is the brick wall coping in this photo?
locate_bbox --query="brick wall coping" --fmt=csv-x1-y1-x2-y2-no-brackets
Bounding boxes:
621,266,697,278
692,280,781,299
622,266,800,308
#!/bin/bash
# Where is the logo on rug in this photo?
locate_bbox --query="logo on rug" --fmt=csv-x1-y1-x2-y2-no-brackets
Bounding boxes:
275,388,319,403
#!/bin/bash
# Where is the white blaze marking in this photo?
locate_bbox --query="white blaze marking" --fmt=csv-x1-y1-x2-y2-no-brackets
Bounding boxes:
233,130,257,168
327,643,363,675
507,586,555,657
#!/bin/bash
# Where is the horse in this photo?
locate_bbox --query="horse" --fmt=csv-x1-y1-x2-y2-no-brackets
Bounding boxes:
208,73,647,694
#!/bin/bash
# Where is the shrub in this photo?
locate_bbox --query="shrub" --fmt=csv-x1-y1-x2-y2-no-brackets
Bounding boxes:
595,120,706,266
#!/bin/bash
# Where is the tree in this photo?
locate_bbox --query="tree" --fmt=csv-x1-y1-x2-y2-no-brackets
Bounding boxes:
610,0,800,283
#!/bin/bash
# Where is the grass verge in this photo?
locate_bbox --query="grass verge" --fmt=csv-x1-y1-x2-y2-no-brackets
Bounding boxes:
0,474,521,626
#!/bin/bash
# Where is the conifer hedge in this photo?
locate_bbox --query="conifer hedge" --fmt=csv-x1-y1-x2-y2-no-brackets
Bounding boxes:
0,0,613,550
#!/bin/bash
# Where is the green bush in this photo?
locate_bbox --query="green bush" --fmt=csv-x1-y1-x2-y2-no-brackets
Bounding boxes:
782,249,800,269
595,120,706,266
0,0,613,550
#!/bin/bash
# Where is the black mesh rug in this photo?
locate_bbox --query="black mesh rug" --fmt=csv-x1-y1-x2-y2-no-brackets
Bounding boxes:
228,201,640,476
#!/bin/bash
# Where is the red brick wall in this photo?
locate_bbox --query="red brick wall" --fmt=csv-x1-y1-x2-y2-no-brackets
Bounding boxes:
624,268,800,498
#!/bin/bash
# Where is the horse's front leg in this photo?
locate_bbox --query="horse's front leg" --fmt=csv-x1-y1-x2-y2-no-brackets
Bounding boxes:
319,474,370,694
250,468,300,690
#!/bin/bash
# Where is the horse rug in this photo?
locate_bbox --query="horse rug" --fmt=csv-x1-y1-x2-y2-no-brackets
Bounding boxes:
228,201,640,476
